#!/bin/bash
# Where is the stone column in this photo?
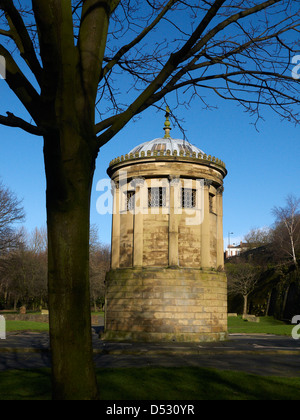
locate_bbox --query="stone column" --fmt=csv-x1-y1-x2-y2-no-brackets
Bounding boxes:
201,179,212,269
169,177,180,267
132,178,145,268
216,186,224,269
111,181,120,269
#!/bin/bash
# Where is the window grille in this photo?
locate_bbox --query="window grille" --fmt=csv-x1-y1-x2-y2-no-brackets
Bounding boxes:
182,188,196,209
148,187,166,208
126,191,135,211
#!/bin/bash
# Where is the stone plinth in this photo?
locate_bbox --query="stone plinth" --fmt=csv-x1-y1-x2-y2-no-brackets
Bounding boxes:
102,267,227,343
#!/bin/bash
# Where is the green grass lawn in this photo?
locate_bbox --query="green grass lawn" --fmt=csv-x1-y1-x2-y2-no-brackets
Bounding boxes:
228,316,293,336
6,321,49,332
3,313,104,332
0,367,299,400
0,316,299,400
5,315,293,335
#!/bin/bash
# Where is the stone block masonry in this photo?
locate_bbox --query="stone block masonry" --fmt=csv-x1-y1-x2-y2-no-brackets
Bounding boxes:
103,268,227,342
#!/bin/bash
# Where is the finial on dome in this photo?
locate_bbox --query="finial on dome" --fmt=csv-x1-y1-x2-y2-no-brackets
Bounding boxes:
164,106,172,139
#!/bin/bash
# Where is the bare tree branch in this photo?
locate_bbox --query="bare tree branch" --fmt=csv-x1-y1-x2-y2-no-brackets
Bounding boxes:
0,0,42,84
0,43,41,125
0,112,44,136
101,0,178,80
78,0,119,104
96,0,227,144
96,0,300,146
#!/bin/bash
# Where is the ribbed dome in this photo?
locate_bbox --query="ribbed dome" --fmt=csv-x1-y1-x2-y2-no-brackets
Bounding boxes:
108,107,227,176
129,137,205,156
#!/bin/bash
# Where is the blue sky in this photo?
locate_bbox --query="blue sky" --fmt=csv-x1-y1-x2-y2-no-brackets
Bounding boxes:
0,1,299,249
0,78,299,249
92,98,300,247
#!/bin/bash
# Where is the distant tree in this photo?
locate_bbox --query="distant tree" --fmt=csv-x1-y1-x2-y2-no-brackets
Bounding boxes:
27,227,48,309
226,261,260,315
0,227,47,310
272,195,300,268
243,227,271,249
90,245,110,312
0,181,25,253
29,227,48,254
89,225,110,311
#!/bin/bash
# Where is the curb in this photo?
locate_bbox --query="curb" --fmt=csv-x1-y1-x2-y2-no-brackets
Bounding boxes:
0,347,50,354
1,347,300,357
93,348,300,356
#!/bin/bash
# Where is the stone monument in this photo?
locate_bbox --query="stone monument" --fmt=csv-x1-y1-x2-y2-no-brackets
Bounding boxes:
103,108,228,342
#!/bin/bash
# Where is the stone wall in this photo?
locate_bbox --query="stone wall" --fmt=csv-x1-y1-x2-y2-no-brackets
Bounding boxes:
120,213,133,268
103,267,227,342
143,214,169,267
4,314,50,323
178,218,201,267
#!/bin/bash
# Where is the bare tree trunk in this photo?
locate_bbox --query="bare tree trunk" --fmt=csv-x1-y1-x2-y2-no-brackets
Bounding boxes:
44,130,99,400
4,289,7,304
243,294,248,316
13,297,17,312
93,298,97,313
290,235,298,269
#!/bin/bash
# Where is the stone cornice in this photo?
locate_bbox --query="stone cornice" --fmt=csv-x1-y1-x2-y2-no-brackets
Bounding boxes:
108,150,227,178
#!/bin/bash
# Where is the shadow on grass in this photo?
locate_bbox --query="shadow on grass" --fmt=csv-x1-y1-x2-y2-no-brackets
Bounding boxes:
98,367,300,400
0,367,299,400
0,369,52,400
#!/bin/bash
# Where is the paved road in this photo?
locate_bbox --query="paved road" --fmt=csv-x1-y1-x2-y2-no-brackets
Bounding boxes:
1,331,300,377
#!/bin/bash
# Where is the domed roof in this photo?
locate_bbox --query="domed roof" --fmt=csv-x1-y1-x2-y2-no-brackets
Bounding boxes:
129,107,204,157
108,107,226,173
129,137,204,156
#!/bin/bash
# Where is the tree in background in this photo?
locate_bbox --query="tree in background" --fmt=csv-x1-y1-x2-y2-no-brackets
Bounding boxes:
90,246,110,312
0,180,25,307
272,195,300,268
29,227,48,254
0,181,25,254
227,196,300,318
0,227,48,310
243,227,272,249
89,225,110,312
0,0,299,399
0,225,110,311
226,261,261,315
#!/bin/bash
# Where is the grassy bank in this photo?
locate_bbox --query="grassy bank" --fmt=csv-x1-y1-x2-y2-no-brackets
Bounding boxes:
228,316,293,336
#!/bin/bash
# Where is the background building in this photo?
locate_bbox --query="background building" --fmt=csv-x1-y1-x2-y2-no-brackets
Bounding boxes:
225,242,254,259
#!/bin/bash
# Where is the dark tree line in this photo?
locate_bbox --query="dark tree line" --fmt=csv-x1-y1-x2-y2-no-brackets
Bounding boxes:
0,225,110,312
0,229,48,311
0,182,110,312
0,181,25,253
226,194,300,316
